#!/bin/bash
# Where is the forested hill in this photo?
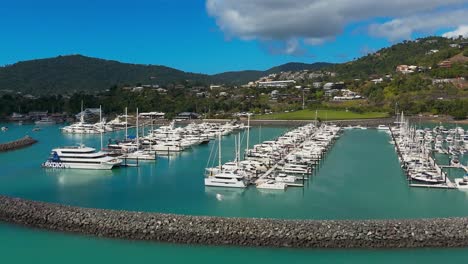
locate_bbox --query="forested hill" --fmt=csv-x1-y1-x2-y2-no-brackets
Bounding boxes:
211,62,333,84
332,36,467,79
265,62,333,74
0,36,465,95
0,55,332,95
0,55,213,95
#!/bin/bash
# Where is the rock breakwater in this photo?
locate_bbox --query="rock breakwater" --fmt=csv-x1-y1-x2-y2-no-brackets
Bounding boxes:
0,195,467,248
0,136,37,152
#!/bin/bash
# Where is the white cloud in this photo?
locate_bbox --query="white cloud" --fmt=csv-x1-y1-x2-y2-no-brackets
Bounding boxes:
263,38,312,57
443,25,468,38
206,0,468,54
369,10,468,41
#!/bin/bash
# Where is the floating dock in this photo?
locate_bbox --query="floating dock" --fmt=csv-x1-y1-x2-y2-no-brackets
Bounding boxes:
254,127,338,188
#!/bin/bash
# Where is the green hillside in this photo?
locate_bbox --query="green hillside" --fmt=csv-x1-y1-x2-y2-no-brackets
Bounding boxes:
332,36,466,79
0,55,334,94
211,70,264,85
0,55,212,95
212,62,333,84
265,62,333,75
0,36,465,96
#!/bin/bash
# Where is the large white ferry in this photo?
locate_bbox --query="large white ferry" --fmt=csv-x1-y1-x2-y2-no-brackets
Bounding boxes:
42,145,122,170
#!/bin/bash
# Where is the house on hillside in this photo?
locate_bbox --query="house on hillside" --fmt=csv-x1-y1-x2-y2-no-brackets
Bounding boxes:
139,112,165,119
396,65,414,74
323,82,334,90
23,94,36,100
324,89,339,97
132,86,144,92
155,88,167,94
312,82,322,89
270,90,279,100
175,112,200,120
28,111,48,120
258,80,296,88
426,49,439,55
334,82,345,89
333,89,362,101
196,92,207,98
210,85,223,90
438,60,452,68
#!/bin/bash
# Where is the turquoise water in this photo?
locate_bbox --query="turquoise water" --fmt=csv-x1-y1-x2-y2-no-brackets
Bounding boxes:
2,223,468,264
1,123,468,262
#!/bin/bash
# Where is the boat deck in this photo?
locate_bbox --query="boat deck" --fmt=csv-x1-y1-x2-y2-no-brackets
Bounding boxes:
409,183,457,189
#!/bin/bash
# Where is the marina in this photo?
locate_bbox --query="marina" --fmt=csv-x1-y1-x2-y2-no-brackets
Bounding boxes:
2,0,468,261
1,121,467,216
390,113,468,190
2,121,468,261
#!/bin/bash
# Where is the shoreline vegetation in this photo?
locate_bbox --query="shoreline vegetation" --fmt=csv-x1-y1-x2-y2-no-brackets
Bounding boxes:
253,109,389,121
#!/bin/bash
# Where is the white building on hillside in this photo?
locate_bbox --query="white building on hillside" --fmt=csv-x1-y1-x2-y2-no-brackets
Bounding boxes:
258,80,296,88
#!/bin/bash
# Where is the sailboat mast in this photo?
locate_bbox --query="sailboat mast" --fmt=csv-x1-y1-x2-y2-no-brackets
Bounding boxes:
218,132,222,170
234,135,237,163
80,100,84,123
238,132,241,164
315,110,318,126
100,105,103,150
80,100,84,146
136,108,139,150
125,107,128,140
246,114,250,153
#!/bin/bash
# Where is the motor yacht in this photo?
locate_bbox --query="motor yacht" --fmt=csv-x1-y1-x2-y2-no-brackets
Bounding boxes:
42,144,122,170
35,117,56,126
256,180,287,190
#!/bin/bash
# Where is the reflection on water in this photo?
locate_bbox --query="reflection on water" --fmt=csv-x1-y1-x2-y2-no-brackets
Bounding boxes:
205,187,246,201
256,188,287,197
45,169,114,187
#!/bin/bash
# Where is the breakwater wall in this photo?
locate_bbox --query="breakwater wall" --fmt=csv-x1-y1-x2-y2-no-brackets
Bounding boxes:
1,195,467,248
0,136,37,152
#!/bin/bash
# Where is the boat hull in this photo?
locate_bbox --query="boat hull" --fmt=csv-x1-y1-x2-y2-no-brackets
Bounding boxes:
204,178,246,188
42,161,118,170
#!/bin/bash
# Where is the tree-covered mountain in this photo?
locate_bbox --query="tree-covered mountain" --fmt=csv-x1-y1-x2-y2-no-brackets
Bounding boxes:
211,62,333,84
0,36,466,95
0,55,213,95
0,55,332,95
265,62,333,74
211,70,264,85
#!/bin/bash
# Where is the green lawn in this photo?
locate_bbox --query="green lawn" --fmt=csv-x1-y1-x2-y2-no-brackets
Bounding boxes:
254,110,389,121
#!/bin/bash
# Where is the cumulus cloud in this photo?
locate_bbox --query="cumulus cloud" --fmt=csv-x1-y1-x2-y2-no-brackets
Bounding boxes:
263,38,314,57
206,0,468,54
443,25,468,38
369,10,468,41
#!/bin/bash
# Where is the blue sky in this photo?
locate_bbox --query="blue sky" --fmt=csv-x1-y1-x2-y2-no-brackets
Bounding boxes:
0,0,467,74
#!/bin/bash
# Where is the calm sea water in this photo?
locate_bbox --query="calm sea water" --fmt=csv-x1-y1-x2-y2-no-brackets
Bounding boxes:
1,123,468,263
